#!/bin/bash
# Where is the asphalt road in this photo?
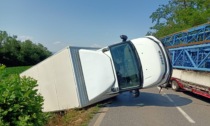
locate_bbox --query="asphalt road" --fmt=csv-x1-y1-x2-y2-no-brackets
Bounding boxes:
89,87,210,126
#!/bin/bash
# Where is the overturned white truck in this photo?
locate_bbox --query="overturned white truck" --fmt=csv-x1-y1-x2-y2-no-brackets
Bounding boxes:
20,36,172,112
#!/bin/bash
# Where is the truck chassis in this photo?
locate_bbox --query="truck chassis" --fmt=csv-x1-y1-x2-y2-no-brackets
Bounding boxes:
170,77,210,98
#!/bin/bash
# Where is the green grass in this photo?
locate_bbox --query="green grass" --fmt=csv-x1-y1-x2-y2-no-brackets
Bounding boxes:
1,66,30,79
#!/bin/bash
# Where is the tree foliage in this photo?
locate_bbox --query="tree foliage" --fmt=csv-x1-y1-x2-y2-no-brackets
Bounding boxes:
148,0,210,38
0,31,52,66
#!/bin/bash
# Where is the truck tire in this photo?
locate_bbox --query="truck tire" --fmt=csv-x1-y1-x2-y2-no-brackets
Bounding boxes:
171,80,179,91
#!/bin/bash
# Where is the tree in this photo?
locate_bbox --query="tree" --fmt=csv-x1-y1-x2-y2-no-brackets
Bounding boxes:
19,40,52,65
0,31,52,66
0,34,21,66
149,0,210,38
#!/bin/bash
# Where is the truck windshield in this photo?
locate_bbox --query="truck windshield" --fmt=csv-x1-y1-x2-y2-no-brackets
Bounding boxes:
110,42,142,91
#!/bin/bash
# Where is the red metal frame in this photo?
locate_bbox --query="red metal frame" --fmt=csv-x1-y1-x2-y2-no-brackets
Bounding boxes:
171,77,210,99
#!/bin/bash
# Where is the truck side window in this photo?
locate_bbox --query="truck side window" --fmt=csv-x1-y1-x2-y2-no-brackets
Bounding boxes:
110,42,142,91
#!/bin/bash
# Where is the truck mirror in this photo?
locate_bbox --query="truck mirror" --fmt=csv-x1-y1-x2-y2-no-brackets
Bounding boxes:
120,35,128,42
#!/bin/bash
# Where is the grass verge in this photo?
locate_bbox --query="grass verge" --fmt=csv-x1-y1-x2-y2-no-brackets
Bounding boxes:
1,66,31,78
46,105,100,126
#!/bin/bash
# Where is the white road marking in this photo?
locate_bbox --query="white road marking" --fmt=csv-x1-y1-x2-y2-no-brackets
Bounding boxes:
176,106,195,123
163,93,195,123
93,107,109,126
163,93,174,103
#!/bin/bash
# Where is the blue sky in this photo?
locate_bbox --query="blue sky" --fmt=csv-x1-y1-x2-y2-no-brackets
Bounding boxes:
0,0,168,52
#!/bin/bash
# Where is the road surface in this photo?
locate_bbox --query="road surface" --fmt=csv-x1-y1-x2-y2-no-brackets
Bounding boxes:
89,87,210,126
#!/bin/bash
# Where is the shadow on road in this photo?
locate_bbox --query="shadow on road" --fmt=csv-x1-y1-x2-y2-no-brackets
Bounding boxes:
109,91,192,107
182,91,210,104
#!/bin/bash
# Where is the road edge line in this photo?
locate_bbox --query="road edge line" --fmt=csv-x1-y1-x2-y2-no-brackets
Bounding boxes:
93,107,109,126
163,93,195,124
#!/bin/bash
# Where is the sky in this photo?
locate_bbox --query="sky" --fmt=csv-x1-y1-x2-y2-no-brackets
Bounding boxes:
0,0,168,52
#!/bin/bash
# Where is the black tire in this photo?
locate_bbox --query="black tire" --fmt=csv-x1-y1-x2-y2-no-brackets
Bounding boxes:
171,80,180,91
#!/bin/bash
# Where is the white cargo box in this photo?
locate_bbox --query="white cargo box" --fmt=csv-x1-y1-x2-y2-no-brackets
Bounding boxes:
20,46,116,112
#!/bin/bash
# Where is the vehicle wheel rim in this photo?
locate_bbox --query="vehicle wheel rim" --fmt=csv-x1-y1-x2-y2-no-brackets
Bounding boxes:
172,82,177,89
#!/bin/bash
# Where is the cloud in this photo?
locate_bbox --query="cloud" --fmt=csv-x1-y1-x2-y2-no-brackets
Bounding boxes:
53,41,62,45
17,35,33,41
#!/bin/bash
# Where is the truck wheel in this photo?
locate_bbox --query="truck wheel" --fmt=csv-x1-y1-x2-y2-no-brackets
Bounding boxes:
171,80,179,91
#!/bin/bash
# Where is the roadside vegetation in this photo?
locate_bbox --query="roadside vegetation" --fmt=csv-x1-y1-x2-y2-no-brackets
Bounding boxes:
0,66,31,79
0,65,49,125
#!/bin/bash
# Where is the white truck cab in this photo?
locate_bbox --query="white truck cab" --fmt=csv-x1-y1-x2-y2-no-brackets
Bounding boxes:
21,35,172,112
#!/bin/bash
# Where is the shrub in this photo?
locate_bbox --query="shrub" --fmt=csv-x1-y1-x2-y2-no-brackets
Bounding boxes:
0,67,49,126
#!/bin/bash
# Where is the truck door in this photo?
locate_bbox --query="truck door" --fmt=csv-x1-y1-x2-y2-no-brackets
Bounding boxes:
109,42,143,92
